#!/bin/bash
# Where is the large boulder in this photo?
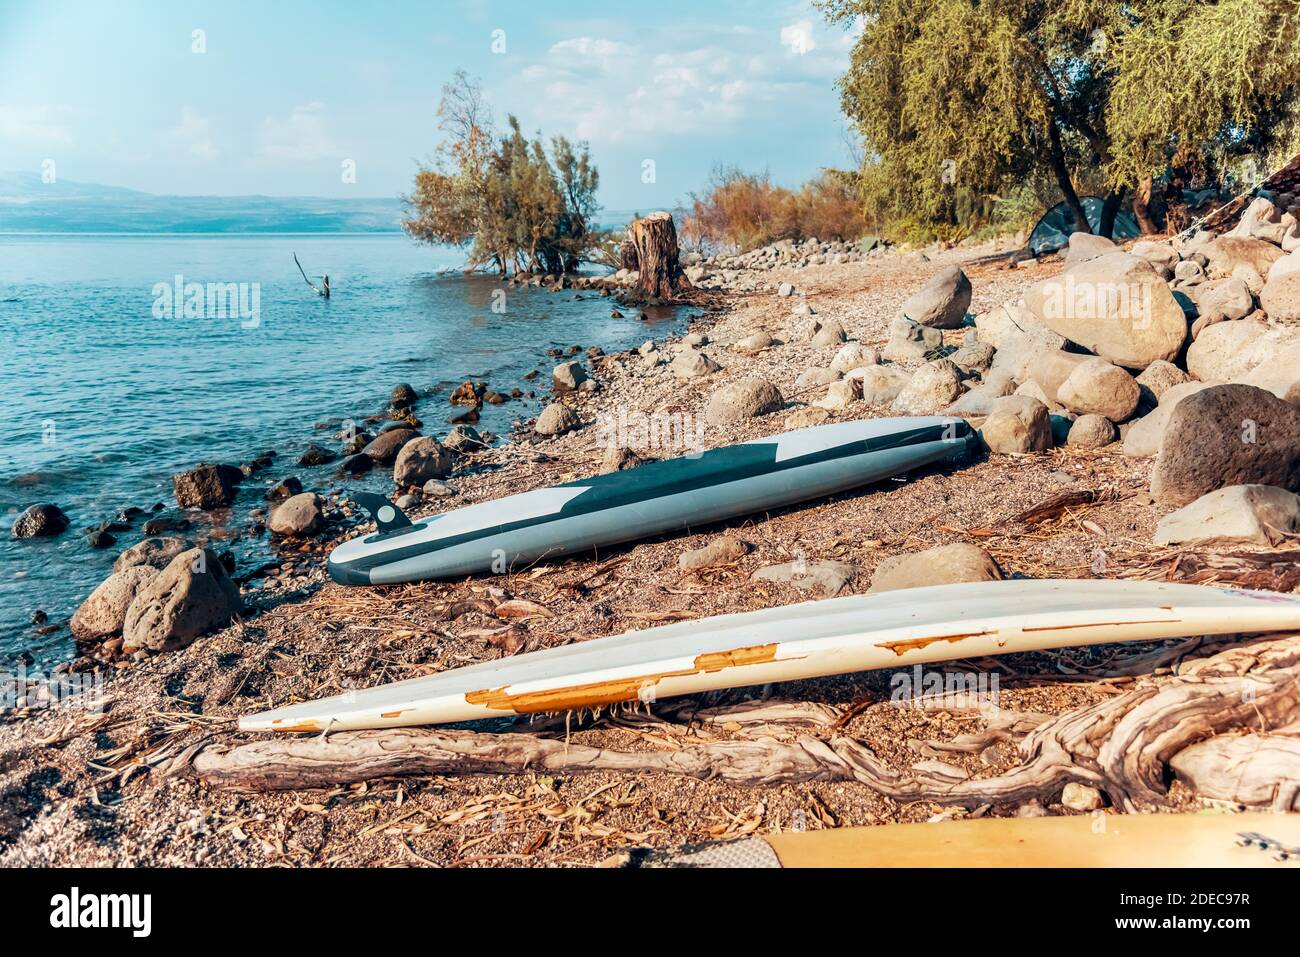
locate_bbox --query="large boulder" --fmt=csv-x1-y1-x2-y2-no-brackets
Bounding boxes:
705,378,783,425
815,378,862,411
552,361,589,393
1135,359,1191,404
1191,277,1255,320
868,543,1003,593
980,395,1052,453
976,303,1067,382
121,547,242,653
268,492,324,537
393,436,454,485
891,359,963,415
1056,357,1140,421
11,503,69,538
1026,350,1090,401
1260,249,1300,321
362,427,419,464
1154,485,1300,547
1202,236,1286,279
1067,413,1117,448
1186,319,1300,398
854,365,914,405
670,348,723,380
1023,253,1187,369
1063,232,1117,267
1121,381,1214,458
829,343,879,375
172,463,241,509
1150,385,1300,505
882,317,943,364
113,536,189,572
901,265,972,329
70,565,160,641
535,403,581,436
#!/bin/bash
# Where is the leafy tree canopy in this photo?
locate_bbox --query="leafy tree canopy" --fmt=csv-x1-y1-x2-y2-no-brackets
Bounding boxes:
403,71,600,274
820,0,1300,238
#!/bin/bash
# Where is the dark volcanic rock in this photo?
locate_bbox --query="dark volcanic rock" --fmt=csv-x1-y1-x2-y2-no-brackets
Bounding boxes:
361,427,419,463
172,463,241,509
1151,384,1300,506
12,504,69,539
298,444,337,466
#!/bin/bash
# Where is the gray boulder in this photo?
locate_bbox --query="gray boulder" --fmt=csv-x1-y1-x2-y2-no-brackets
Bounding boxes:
891,359,964,415
552,361,589,393
1056,357,1140,421
268,492,324,537
1154,484,1300,547
393,436,454,485
901,265,972,329
854,365,914,405
70,565,160,641
1067,413,1117,448
1063,232,1117,267
1122,382,1215,458
121,547,242,653
868,543,1002,593
113,536,190,572
705,378,784,425
362,427,420,464
1260,249,1300,321
980,395,1052,453
1023,253,1187,369
535,402,581,436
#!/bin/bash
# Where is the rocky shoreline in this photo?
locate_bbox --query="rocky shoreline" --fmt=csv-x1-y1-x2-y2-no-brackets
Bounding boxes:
3,209,1299,865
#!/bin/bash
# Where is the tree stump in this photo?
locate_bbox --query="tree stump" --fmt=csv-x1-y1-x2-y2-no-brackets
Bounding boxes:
627,211,684,299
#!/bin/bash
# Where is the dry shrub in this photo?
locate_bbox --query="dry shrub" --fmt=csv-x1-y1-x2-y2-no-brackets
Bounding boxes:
681,167,868,253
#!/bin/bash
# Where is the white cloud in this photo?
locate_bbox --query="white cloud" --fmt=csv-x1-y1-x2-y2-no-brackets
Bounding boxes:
506,23,849,145
260,102,339,161
164,107,217,160
0,105,71,145
780,20,816,55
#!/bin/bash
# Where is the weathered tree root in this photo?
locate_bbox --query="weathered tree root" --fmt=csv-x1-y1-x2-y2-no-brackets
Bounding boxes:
193,635,1300,810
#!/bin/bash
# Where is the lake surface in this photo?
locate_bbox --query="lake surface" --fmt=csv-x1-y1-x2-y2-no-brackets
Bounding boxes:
0,234,682,664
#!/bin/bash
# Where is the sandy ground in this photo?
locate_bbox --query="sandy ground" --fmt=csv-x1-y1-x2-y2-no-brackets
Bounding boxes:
0,244,1282,867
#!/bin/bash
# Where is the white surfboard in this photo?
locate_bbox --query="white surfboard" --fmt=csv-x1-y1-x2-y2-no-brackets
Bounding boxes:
239,579,1300,733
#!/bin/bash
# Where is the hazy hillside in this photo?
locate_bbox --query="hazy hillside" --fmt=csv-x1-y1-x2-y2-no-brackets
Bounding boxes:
0,173,405,233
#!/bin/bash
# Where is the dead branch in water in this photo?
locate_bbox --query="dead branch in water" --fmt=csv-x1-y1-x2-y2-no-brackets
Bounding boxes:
190,634,1300,811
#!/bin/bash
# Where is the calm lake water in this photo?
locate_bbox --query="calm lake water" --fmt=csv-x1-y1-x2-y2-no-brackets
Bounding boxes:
0,233,683,663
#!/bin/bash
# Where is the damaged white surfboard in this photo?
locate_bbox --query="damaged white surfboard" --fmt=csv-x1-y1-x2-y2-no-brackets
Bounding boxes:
239,579,1300,733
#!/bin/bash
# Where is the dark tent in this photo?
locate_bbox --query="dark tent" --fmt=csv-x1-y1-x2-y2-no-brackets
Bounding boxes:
1027,196,1140,256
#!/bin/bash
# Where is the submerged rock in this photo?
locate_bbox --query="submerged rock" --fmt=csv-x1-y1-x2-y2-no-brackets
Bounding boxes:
172,463,241,510
12,503,69,539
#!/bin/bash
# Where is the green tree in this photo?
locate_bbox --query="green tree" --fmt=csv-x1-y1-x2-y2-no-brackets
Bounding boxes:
820,0,1300,238
403,72,601,275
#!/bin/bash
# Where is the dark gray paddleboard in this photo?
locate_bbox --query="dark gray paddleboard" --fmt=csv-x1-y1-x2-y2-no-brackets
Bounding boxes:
329,416,974,585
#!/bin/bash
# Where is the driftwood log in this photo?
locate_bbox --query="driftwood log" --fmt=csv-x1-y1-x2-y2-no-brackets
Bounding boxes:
622,211,685,299
192,634,1300,810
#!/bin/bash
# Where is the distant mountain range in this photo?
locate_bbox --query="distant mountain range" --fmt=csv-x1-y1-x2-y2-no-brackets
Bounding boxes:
0,172,642,234
0,172,405,233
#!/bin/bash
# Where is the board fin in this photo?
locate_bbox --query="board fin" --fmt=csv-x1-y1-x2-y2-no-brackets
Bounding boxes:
351,492,413,535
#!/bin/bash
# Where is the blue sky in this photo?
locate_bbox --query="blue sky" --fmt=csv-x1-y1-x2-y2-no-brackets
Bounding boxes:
0,0,862,209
